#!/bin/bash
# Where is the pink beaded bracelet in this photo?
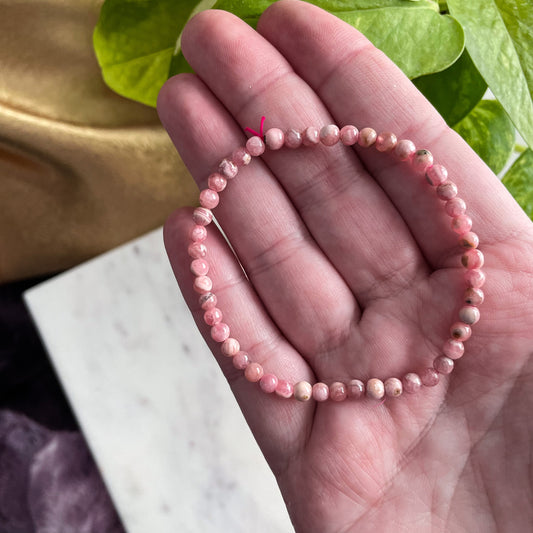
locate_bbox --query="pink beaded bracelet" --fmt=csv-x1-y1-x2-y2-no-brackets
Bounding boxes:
188,119,485,403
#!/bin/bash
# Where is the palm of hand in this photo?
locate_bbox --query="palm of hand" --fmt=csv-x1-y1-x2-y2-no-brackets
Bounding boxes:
260,238,533,532
159,2,533,531
278,240,533,532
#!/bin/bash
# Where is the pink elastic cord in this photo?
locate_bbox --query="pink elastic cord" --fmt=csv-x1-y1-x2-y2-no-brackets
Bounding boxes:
244,116,266,137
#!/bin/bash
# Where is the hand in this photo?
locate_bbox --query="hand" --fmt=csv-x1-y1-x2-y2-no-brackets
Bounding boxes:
158,2,533,531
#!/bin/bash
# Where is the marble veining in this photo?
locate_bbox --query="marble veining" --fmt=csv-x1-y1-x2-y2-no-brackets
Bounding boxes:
24,228,293,533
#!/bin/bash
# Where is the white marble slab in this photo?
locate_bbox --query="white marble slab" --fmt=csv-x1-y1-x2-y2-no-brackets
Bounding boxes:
24,228,293,533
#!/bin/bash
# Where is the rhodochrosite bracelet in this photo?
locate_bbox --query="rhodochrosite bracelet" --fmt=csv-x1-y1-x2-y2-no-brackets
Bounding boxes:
187,119,485,402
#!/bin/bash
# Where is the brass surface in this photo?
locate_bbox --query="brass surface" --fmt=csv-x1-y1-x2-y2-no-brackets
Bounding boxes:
0,0,196,282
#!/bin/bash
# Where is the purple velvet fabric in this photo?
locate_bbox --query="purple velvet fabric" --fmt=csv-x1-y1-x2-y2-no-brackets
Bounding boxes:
0,275,77,430
0,411,50,533
0,278,125,533
29,432,125,533
0,411,125,533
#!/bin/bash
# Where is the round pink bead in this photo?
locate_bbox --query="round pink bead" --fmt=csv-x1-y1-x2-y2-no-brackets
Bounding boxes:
199,188,219,210
275,379,293,398
412,150,434,173
264,128,285,150
426,164,448,186
294,381,313,402
218,158,238,179
347,379,365,399
320,125,340,146
259,373,278,393
450,322,472,341
459,232,479,249
244,362,263,382
193,275,212,294
375,132,397,152
340,125,359,146
366,378,385,400
462,249,484,269
285,128,303,149
402,373,422,394
204,307,222,326
221,337,240,357
302,127,320,146
246,136,265,156
199,292,217,310
207,172,227,192
464,287,484,306
394,139,416,160
459,305,480,325
434,356,454,375
358,127,377,148
190,258,209,276
465,269,486,288
420,368,440,387
192,207,213,226
329,382,347,402
436,180,458,200
231,147,251,167
188,242,207,259
211,322,230,343
445,197,466,217
312,382,329,402
190,224,207,242
232,351,250,370
451,215,473,235
443,339,464,360
384,377,403,397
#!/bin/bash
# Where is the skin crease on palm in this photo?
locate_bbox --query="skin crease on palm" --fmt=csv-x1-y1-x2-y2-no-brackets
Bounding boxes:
157,1,533,531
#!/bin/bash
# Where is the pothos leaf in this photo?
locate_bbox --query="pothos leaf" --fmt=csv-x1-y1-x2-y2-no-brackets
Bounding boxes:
94,0,464,107
334,7,463,79
502,149,533,220
447,0,533,149
93,0,207,107
453,99,515,175
413,50,487,127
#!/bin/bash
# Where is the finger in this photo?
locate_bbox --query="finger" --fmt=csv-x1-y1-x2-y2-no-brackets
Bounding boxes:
163,207,313,466
158,74,357,359
179,8,429,306
258,0,532,269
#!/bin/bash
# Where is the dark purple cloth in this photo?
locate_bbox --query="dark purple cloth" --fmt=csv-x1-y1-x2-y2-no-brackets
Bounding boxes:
29,432,125,533
0,275,77,430
0,411,50,533
0,278,125,533
0,411,126,533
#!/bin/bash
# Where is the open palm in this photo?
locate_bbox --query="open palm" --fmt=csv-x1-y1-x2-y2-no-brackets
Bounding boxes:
158,2,533,531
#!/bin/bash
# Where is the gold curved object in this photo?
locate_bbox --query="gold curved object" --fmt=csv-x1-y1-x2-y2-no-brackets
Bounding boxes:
0,0,197,282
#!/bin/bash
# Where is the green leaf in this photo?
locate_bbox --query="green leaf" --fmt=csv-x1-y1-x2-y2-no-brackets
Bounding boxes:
494,0,533,99
413,50,487,126
453,100,515,174
333,8,464,79
304,0,437,9
447,0,533,149
168,0,273,79
213,0,273,22
94,0,216,107
94,0,462,107
214,0,461,79
502,149,533,220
